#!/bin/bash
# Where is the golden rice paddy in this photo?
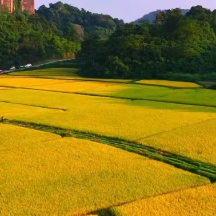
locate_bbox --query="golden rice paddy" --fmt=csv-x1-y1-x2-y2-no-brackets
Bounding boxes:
0,125,208,216
0,89,215,142
0,76,67,87
0,101,60,120
136,80,201,88
35,80,128,94
1,75,215,216
143,118,216,165
0,87,8,90
113,183,216,216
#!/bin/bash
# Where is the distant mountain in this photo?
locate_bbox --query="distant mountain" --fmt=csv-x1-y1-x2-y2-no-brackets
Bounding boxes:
133,9,189,24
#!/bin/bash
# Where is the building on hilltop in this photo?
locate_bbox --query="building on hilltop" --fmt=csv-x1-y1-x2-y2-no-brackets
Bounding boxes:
0,0,14,13
0,0,35,13
22,0,35,14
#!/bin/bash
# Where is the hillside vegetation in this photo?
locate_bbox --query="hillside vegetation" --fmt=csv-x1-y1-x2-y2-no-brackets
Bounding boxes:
133,9,189,24
37,1,124,38
0,1,123,69
80,6,216,81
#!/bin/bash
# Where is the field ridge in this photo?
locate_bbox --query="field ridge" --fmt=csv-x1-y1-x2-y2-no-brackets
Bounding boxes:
1,85,216,109
0,100,67,111
3,119,216,182
90,182,214,216
136,117,216,142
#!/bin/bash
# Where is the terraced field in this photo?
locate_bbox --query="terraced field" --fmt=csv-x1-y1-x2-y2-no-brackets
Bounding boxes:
1,69,216,215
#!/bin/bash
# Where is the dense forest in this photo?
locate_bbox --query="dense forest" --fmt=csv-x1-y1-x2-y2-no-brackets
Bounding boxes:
0,1,123,69
80,6,216,81
0,11,80,69
37,2,124,38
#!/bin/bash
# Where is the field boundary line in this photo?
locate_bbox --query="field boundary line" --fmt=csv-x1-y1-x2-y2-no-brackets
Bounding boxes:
135,117,216,142
89,182,212,216
0,85,215,109
0,100,67,111
3,119,216,183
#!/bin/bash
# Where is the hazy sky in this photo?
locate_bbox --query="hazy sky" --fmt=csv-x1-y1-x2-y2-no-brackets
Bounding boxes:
36,0,216,22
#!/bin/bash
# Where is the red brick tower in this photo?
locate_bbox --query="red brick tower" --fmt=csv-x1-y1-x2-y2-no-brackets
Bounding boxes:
0,0,14,13
22,0,35,14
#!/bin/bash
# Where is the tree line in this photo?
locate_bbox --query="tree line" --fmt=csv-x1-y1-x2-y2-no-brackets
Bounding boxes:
79,6,216,81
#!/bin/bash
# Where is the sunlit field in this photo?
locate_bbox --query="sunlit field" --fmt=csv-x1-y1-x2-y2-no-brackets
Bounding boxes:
1,125,208,216
11,68,202,89
112,183,216,216
136,79,201,88
0,124,60,148
0,87,8,90
35,80,128,94
1,71,216,215
0,89,215,143
0,76,67,87
2,75,216,108
143,118,216,165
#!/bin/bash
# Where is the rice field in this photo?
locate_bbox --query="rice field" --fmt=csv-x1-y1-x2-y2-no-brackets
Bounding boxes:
0,124,60,148
143,118,216,165
0,125,208,216
1,73,216,215
0,76,67,87
11,68,202,89
11,68,80,78
0,87,8,90
136,79,201,88
0,101,61,120
35,80,128,94
0,89,215,143
112,183,216,216
2,75,216,108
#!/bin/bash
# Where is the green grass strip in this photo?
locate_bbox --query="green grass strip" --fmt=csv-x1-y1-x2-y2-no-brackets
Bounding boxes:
3,119,216,183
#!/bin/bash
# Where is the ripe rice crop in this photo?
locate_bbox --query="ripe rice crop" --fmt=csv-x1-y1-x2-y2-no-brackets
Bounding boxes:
0,87,8,90
0,123,60,148
0,130,209,216
11,68,131,83
143,118,216,165
0,101,61,123
136,80,201,88
2,76,216,108
112,183,216,216
11,68,80,78
0,77,67,87
1,89,216,142
35,80,128,94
